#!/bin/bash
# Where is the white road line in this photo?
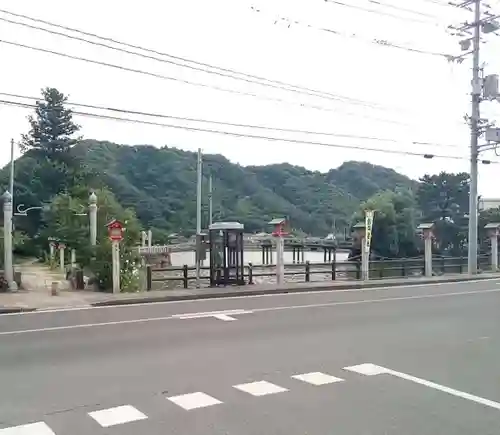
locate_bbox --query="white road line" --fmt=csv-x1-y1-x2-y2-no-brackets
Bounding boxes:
88,405,147,427
172,309,252,320
0,422,55,435
213,314,237,321
292,372,344,386
0,314,175,336
233,380,289,396
1,287,499,336
249,288,500,316
4,277,498,316
167,392,223,410
345,363,500,411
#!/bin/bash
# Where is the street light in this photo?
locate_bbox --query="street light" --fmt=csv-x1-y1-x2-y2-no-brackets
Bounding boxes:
14,203,50,216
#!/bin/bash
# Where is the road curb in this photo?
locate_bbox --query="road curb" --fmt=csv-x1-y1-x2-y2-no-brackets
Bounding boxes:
0,307,38,314
1,275,496,313
90,274,498,307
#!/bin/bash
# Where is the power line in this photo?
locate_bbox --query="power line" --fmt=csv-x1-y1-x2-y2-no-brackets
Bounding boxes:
0,8,468,126
418,0,456,7
0,38,442,128
250,6,459,61
366,0,447,19
0,91,464,149
0,7,387,110
324,0,442,25
2,98,490,162
0,15,382,110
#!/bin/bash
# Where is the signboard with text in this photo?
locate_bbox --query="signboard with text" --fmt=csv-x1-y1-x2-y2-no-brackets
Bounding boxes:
364,210,374,256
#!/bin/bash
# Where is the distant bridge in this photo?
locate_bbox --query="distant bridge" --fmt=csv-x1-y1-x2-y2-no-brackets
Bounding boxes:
169,237,352,252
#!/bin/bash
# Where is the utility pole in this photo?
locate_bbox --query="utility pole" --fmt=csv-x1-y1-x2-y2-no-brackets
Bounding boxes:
450,0,490,274
9,139,14,201
208,174,213,227
468,0,482,275
9,139,15,243
195,148,203,288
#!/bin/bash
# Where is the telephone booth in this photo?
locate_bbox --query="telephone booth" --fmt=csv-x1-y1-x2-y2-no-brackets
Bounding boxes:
209,222,245,286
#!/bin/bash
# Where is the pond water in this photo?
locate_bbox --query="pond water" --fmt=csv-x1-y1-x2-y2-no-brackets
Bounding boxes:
170,250,349,266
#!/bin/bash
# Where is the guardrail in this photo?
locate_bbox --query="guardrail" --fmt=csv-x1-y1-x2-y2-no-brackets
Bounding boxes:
146,254,493,290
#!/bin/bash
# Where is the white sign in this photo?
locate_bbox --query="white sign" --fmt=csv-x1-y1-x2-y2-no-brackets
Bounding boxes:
364,210,375,255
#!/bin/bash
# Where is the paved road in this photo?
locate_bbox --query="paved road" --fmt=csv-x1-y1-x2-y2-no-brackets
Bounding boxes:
1,279,500,434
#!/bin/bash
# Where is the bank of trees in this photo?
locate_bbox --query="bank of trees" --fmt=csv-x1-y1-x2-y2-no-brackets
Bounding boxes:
8,87,141,290
3,87,498,273
355,171,499,258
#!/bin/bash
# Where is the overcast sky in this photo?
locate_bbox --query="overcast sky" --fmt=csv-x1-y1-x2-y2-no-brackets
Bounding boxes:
1,0,500,196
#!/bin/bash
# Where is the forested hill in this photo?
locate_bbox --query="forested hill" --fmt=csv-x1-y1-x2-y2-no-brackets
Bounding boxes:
2,140,415,238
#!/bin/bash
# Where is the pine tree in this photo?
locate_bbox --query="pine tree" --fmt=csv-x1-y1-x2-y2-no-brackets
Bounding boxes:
20,87,80,161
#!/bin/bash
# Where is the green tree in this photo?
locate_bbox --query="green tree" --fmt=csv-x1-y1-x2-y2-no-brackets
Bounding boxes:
41,188,141,291
19,87,83,197
20,87,80,159
1,137,417,239
353,190,419,258
416,172,470,255
10,88,99,253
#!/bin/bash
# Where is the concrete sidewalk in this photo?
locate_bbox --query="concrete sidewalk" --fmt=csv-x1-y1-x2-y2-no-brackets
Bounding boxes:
1,272,499,313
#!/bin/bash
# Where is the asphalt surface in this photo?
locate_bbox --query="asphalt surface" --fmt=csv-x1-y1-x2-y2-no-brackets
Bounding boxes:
1,278,500,434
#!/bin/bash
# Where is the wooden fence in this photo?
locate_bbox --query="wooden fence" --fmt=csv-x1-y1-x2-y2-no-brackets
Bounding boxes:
146,254,493,290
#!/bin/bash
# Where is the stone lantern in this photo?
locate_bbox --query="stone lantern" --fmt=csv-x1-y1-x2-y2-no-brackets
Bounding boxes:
484,223,500,271
417,223,435,277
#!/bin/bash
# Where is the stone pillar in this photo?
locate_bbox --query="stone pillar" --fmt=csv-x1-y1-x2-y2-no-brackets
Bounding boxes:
3,191,16,291
89,192,97,246
71,249,77,270
361,237,369,280
112,239,120,293
484,223,500,271
147,229,152,248
424,237,432,277
352,221,370,281
275,236,285,285
141,231,147,247
49,242,55,259
491,235,498,271
418,223,434,277
59,243,66,274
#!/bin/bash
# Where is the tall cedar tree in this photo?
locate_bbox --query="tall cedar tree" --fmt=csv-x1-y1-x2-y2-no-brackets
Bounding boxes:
20,87,80,158
19,87,84,193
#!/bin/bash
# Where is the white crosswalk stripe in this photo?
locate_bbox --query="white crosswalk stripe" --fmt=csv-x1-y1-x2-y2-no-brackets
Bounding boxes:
343,363,388,376
1,367,359,432
233,380,288,396
167,392,223,410
0,422,55,435
88,405,148,427
292,372,344,386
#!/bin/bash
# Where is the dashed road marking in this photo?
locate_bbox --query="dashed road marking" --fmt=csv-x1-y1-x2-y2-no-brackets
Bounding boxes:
172,309,253,321
292,372,344,386
167,392,223,410
88,405,148,427
2,288,499,335
4,277,498,316
0,422,55,435
343,363,388,376
233,380,289,396
344,363,500,411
